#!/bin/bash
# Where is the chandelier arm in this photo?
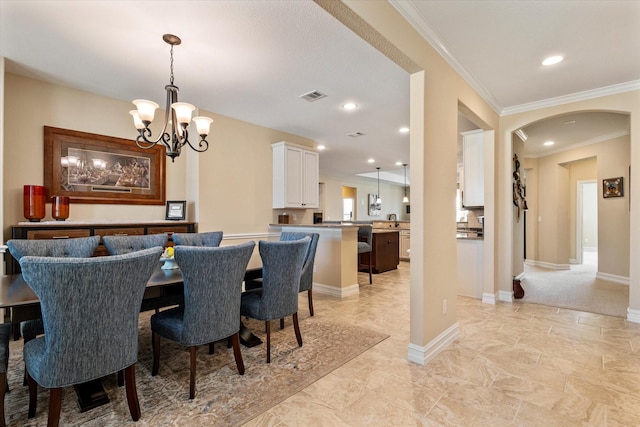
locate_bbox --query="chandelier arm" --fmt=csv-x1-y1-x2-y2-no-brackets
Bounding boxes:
184,132,210,153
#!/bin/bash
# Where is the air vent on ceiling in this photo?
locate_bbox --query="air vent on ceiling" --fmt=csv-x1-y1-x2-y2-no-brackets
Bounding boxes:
347,131,365,137
299,90,327,102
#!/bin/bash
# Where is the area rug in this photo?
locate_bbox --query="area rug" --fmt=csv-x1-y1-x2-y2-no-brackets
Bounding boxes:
5,313,388,426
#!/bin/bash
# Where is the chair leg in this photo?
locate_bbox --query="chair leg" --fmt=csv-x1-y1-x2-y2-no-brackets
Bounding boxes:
308,289,314,316
26,371,37,418
209,342,215,354
368,251,372,284
47,387,63,427
189,346,197,399
230,333,245,375
265,320,271,363
124,364,141,421
280,318,285,330
0,372,6,427
117,370,124,387
292,312,303,347
152,332,161,376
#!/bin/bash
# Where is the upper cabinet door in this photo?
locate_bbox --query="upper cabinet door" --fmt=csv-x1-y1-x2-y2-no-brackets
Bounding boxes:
272,142,319,209
461,130,484,208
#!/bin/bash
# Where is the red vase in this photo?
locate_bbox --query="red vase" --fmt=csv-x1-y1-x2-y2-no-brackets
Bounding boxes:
51,196,70,221
23,185,46,222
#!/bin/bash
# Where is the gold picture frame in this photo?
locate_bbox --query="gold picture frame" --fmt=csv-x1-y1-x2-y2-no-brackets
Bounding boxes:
44,126,166,205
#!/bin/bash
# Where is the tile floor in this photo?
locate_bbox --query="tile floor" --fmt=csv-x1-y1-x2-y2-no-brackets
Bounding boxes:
244,261,640,426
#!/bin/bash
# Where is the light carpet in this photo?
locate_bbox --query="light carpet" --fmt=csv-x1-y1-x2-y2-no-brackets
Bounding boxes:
5,312,388,426
520,262,628,318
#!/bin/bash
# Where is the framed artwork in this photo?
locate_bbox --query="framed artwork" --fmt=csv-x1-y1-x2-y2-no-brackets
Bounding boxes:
603,177,623,198
44,126,166,205
368,193,381,216
165,200,186,220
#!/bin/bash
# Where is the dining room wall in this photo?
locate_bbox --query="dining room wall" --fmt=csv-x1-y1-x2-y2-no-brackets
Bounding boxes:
2,72,316,246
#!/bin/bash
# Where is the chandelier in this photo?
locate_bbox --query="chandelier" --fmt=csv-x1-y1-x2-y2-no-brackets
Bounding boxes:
130,34,212,162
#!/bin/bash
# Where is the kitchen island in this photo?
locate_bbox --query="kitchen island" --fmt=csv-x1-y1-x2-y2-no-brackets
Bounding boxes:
268,223,360,298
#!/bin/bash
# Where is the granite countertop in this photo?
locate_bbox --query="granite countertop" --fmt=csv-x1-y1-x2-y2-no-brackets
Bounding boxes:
269,223,360,228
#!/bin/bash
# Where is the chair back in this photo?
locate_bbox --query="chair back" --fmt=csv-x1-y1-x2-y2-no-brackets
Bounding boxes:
357,225,373,253
258,237,310,320
7,236,100,260
280,232,319,292
102,234,167,255
174,241,254,345
171,231,223,247
19,247,162,387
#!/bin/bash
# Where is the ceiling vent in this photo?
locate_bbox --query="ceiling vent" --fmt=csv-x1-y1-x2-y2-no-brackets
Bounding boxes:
347,131,366,137
299,90,327,102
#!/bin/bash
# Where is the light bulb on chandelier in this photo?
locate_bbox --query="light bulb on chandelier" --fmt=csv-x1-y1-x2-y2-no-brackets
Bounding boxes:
130,34,213,162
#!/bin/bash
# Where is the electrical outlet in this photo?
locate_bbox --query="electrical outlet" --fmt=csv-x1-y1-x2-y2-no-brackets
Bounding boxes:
442,299,447,315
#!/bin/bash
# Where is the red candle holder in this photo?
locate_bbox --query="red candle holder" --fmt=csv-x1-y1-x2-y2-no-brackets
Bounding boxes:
51,196,70,221
23,185,46,222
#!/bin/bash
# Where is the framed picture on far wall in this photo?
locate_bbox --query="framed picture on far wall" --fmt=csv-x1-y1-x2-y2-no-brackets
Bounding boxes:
368,193,381,216
603,177,623,198
165,200,186,220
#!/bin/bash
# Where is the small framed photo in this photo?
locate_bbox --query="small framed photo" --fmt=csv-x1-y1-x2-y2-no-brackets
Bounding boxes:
165,200,186,220
603,177,623,198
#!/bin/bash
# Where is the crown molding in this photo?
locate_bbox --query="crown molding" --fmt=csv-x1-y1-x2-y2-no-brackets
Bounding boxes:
390,1,640,118
502,80,640,116
389,0,502,114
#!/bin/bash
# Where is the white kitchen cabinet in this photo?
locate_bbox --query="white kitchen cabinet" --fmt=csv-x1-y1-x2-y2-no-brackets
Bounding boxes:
461,130,484,208
272,141,319,209
400,230,410,260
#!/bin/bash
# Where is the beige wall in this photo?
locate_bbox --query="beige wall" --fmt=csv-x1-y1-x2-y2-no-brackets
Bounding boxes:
500,91,639,316
321,174,406,222
3,73,317,244
523,135,629,277
332,1,500,357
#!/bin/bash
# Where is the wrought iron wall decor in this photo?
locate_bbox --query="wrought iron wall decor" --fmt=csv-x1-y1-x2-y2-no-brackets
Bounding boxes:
512,154,528,221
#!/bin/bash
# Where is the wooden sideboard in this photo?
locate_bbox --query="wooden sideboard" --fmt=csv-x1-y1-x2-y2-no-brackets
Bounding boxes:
6,221,197,274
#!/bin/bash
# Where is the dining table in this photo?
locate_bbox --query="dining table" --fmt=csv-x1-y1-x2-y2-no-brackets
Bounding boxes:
0,263,263,412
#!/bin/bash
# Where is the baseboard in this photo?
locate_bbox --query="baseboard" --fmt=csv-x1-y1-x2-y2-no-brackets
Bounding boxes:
596,272,630,286
627,308,640,324
569,258,578,264
407,322,459,365
313,282,360,298
524,259,570,270
482,292,498,305
514,272,525,281
499,290,513,303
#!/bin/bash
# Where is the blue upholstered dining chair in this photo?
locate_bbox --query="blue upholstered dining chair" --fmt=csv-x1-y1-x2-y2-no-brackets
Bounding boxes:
240,237,310,363
171,231,223,247
19,247,162,426
102,233,168,255
102,234,171,313
280,232,319,316
6,236,101,383
0,323,11,427
150,241,254,399
245,232,320,318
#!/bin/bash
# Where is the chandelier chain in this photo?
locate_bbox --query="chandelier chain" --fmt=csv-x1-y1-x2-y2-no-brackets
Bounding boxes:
169,45,175,86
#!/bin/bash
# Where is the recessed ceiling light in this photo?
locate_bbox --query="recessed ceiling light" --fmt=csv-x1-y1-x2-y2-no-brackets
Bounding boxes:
317,145,326,150
544,141,555,146
343,103,357,110
367,158,375,163
399,127,410,133
542,55,563,66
